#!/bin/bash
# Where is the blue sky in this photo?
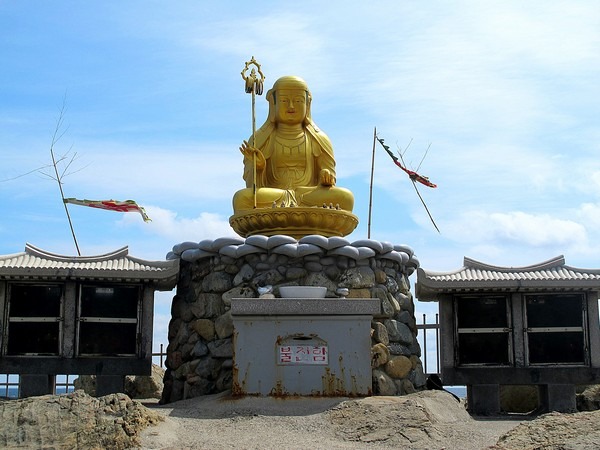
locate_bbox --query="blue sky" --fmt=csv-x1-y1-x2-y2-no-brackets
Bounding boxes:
2,1,600,351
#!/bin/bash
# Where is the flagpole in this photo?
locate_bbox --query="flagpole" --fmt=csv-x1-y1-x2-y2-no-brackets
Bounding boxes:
367,126,377,239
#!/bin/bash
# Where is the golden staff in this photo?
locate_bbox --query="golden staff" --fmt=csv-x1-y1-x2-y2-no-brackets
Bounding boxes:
241,56,265,208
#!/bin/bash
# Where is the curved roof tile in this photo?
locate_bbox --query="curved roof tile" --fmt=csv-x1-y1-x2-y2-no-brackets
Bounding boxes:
0,243,179,290
417,255,600,301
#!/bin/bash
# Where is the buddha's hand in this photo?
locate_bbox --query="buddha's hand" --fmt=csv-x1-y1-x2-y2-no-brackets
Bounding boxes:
319,169,335,187
240,140,266,170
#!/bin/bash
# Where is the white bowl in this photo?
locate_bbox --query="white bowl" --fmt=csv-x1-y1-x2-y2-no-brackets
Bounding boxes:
279,286,327,299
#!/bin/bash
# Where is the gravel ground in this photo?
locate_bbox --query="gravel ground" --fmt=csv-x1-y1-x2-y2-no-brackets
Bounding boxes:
138,390,524,450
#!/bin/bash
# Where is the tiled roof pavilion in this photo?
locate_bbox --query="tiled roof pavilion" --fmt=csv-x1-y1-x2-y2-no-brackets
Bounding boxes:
0,243,179,290
417,255,600,301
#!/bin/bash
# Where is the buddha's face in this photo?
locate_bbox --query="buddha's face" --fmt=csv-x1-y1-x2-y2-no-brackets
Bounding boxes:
274,88,307,125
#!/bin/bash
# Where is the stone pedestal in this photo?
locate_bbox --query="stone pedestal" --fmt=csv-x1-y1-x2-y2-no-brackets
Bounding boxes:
161,235,425,404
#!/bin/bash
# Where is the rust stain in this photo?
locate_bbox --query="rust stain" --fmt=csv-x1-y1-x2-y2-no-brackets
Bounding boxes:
270,379,287,397
231,364,242,395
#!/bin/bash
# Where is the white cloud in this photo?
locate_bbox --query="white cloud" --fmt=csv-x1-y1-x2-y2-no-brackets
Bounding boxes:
445,210,587,248
120,205,238,243
579,202,600,229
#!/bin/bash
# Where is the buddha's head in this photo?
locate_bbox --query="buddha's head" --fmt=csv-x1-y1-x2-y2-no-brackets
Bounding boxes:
267,76,312,125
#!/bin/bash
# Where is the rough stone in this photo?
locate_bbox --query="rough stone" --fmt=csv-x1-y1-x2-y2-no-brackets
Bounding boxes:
184,378,214,398
197,293,224,318
233,263,254,286
166,350,183,370
577,384,600,411
371,343,390,367
409,362,427,388
324,265,341,280
208,338,233,358
385,320,414,345
168,379,184,403
372,321,389,345
374,269,387,284
253,269,285,287
173,321,190,348
396,378,417,395
398,309,417,331
168,318,182,341
190,340,209,357
0,391,162,449
222,285,256,305
215,311,234,339
372,369,397,395
202,271,233,293
190,318,215,341
339,266,376,288
285,267,307,280
124,364,165,399
194,357,222,379
385,355,413,379
304,272,337,293
379,292,395,318
73,375,96,396
347,288,371,299
216,369,233,391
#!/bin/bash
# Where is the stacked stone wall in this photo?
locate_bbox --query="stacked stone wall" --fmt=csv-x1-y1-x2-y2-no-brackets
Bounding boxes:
161,235,426,404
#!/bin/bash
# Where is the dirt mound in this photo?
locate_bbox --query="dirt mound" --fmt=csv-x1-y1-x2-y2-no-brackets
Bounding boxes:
141,390,521,449
327,392,504,448
0,390,162,449
491,410,600,450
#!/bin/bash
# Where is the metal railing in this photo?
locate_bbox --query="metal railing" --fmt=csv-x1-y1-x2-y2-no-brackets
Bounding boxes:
0,374,19,398
152,343,166,368
416,313,440,375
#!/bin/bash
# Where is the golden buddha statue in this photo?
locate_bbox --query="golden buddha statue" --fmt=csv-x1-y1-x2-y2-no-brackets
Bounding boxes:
230,75,358,238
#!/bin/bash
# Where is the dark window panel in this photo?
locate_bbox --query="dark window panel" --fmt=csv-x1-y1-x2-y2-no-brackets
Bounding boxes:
80,286,139,318
528,332,585,364
458,333,510,365
78,323,137,355
525,294,583,328
457,295,508,329
9,284,62,317
7,322,60,355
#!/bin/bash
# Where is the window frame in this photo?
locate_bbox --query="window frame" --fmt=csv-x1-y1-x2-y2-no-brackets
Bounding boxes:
454,294,513,367
523,292,589,366
75,283,142,357
3,282,64,356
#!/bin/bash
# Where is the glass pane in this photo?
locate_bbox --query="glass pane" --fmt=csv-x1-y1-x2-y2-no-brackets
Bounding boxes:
7,322,60,355
80,285,139,318
528,332,585,364
526,294,583,328
457,295,508,328
78,322,137,355
9,284,62,317
458,333,510,365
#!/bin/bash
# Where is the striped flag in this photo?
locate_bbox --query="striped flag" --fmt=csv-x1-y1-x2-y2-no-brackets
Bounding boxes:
63,198,151,222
